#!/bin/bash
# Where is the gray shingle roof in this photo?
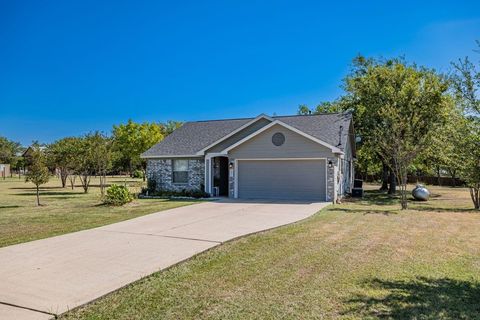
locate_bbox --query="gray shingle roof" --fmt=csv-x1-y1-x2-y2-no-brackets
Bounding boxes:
142,113,352,157
276,113,352,150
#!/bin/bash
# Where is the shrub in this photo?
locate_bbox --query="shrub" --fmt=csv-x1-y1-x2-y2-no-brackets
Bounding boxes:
186,189,210,199
145,188,210,199
132,170,144,179
147,178,157,193
103,184,133,206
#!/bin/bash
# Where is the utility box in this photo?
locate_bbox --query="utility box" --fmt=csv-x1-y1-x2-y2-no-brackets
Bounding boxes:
351,180,364,198
351,188,364,198
353,179,363,189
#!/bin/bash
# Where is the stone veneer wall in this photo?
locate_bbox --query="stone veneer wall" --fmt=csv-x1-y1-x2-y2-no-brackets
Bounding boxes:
326,157,336,202
146,158,205,192
228,157,235,198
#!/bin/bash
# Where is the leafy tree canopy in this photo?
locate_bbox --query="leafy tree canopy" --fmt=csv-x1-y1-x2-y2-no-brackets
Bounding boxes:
344,56,452,208
112,120,166,173
0,136,21,164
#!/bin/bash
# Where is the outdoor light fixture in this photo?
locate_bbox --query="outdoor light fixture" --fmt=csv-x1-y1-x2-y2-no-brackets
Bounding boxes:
328,160,333,169
229,162,234,169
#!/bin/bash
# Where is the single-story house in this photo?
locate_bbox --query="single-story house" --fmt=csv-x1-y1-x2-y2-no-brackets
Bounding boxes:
141,113,356,202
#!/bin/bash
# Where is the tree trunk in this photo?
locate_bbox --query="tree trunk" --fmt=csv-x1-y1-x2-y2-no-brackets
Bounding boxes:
80,174,90,193
380,163,389,191
451,170,457,187
400,184,408,209
69,175,76,190
436,166,441,186
36,185,40,206
388,170,396,195
99,174,107,197
60,168,68,188
470,186,480,210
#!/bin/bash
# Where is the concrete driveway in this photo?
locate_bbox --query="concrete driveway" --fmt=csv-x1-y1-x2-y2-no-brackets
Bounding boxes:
0,199,328,319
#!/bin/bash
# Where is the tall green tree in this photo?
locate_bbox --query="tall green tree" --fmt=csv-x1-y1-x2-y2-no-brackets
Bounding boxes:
0,136,21,164
74,134,96,193
46,137,79,188
452,40,480,115
112,120,164,178
297,101,344,115
74,132,111,194
457,120,480,209
344,56,451,209
90,132,112,196
417,102,464,186
25,143,50,206
162,120,183,135
452,41,480,209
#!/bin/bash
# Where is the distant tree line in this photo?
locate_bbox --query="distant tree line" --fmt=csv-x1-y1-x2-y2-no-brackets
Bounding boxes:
0,120,182,205
298,42,480,210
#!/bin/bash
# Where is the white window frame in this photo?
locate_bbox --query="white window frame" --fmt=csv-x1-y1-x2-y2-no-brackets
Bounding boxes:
172,159,189,184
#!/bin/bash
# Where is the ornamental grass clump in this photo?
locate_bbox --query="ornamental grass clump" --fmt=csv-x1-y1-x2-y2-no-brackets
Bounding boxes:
103,184,133,206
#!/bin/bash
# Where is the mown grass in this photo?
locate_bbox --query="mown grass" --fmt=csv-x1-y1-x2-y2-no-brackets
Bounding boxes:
0,176,195,247
61,184,480,320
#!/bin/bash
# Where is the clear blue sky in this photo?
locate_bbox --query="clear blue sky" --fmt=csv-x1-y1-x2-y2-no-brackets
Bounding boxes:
1,0,479,145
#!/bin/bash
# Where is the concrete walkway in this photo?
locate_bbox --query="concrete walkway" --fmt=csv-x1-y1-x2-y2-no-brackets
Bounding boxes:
0,199,328,319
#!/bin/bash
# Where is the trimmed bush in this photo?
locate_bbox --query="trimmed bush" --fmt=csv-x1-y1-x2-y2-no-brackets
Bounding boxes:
147,178,157,192
143,188,210,199
103,184,133,206
132,170,144,179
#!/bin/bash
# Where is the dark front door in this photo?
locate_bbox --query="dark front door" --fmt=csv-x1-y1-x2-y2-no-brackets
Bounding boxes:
213,157,229,196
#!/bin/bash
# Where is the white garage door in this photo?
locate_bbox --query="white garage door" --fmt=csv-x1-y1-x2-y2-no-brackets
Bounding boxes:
237,159,326,201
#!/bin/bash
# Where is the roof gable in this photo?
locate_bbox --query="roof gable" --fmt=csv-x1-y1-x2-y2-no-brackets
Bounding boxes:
221,120,344,154
197,114,273,155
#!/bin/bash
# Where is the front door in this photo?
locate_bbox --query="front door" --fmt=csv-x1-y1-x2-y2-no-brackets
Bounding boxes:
213,157,229,196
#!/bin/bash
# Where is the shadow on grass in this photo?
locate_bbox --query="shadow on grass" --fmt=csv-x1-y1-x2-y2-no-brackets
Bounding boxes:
0,205,21,209
11,186,65,190
12,192,85,196
411,206,478,213
329,208,397,216
344,277,480,319
348,190,400,205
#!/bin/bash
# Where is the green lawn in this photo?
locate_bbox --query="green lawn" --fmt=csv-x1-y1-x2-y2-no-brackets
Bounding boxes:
62,184,480,320
0,176,195,247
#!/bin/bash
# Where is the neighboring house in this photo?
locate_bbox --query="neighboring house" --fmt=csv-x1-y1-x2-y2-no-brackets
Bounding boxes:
141,113,356,202
0,164,11,178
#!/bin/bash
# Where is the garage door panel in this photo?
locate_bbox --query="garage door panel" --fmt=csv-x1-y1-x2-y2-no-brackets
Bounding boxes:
237,160,326,201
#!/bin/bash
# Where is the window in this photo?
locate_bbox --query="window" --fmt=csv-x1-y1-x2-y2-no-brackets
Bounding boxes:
172,159,188,184
272,132,285,146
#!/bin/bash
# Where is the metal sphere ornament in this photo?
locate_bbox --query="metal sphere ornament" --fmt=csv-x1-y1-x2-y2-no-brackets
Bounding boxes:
412,184,430,201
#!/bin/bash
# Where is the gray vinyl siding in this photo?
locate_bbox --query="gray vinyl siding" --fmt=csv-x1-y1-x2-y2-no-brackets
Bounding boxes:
205,118,272,153
237,160,326,200
228,124,334,159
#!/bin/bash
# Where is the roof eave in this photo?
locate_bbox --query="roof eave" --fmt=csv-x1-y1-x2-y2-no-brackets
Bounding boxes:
141,154,203,159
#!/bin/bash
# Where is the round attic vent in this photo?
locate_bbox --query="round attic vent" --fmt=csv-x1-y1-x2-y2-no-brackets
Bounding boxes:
272,132,285,146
